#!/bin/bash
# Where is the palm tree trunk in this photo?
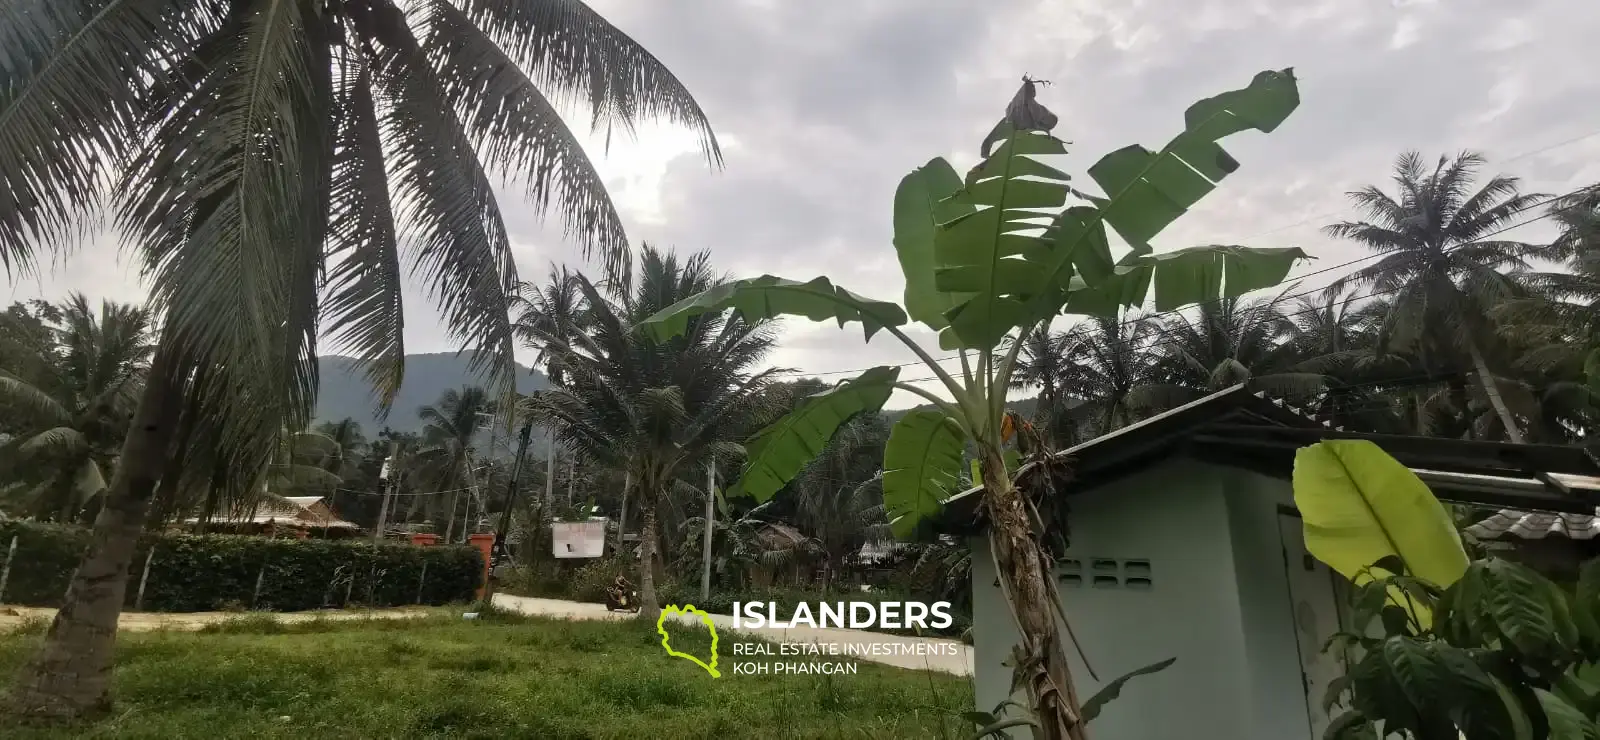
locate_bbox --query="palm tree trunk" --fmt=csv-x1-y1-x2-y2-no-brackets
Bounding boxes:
5,346,182,720
616,471,630,553
443,491,459,543
638,491,660,620
197,464,225,534
980,446,1088,740
1467,339,1525,443
544,433,557,508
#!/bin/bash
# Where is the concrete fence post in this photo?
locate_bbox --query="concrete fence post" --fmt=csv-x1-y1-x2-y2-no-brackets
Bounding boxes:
134,548,156,611
416,561,428,605
0,536,18,604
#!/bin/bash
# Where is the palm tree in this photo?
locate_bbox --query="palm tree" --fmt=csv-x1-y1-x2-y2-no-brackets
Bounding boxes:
524,247,781,618
1495,186,1600,439
413,386,494,543
1056,314,1162,438
1131,296,1324,413
675,498,816,590
0,296,152,521
784,415,891,590
1323,151,1545,442
1007,324,1078,446
4,1,719,717
512,265,589,512
1283,289,1409,433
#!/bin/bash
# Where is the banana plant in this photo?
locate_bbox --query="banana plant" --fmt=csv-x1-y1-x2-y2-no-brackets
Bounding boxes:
641,70,1306,739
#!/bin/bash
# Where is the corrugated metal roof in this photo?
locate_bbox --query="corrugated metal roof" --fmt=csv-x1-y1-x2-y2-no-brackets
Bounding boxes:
1467,509,1600,540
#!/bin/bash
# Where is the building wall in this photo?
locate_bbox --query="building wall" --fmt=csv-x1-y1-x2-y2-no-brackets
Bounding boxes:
969,459,1256,739
1223,470,1319,740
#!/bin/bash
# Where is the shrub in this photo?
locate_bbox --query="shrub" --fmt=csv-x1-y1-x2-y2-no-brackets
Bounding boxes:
0,520,482,612
567,555,636,603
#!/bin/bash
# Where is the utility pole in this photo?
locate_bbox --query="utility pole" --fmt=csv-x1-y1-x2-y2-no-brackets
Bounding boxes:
488,421,535,596
701,460,715,602
372,441,397,545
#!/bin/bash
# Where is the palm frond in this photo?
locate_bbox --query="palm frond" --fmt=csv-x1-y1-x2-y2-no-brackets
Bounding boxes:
458,0,721,165
425,0,627,273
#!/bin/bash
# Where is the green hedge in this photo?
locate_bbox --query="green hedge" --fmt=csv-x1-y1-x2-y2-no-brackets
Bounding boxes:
0,521,482,612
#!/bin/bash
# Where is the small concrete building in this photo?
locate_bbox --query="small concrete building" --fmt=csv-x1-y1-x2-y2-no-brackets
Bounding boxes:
934,385,1600,739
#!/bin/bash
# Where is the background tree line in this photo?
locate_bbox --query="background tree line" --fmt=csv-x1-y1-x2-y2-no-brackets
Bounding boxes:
2,151,1597,621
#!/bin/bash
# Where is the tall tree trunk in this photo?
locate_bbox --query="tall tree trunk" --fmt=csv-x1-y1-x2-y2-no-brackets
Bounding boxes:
5,347,182,720
544,433,556,508
443,491,459,543
616,471,630,553
980,446,1088,740
196,463,225,534
637,494,659,621
1467,339,1524,443
145,407,197,531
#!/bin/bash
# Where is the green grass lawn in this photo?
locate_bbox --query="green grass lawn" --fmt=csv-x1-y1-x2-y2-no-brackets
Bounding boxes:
0,610,972,739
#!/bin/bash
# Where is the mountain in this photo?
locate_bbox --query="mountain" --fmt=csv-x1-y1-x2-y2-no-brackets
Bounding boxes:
315,352,549,436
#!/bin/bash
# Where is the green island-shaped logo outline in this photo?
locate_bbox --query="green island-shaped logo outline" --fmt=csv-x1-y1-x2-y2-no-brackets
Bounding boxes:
657,604,721,678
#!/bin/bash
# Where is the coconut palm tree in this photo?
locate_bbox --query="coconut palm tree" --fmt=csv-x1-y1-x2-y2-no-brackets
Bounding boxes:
1323,151,1546,442
1131,296,1325,413
1495,185,1600,438
3,0,719,717
412,386,494,542
1056,313,1162,437
512,264,589,511
1006,324,1078,447
524,247,782,618
1282,289,1410,433
784,415,891,590
0,295,152,521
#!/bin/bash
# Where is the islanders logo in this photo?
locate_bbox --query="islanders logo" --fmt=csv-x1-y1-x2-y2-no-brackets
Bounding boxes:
657,604,721,678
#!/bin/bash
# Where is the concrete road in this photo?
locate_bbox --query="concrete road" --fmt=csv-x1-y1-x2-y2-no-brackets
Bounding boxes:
490,593,974,676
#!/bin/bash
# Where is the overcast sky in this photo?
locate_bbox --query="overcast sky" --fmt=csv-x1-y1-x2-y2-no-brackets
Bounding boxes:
8,0,1599,409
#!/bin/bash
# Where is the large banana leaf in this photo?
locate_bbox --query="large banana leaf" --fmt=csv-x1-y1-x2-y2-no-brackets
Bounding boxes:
883,410,966,539
1292,440,1469,589
1087,69,1300,253
933,129,1073,348
1064,244,1309,316
729,366,900,502
893,158,971,331
1035,69,1303,315
638,275,907,342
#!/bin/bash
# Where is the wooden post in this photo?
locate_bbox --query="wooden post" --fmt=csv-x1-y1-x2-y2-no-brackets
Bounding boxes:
134,548,155,611
0,536,18,604
416,561,429,605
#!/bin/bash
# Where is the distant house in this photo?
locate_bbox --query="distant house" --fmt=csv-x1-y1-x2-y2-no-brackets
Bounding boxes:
928,385,1600,739
187,495,360,538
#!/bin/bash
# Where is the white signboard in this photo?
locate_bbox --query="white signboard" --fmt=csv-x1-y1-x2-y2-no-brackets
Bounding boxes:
552,518,608,559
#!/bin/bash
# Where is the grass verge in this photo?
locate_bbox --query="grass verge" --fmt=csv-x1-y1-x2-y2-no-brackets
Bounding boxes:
0,608,972,739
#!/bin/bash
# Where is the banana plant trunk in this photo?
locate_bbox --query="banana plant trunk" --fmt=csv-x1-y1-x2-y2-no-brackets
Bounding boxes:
979,447,1088,740
637,496,660,620
5,346,182,720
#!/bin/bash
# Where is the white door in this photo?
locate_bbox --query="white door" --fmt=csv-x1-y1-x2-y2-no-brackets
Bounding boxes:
1278,513,1345,739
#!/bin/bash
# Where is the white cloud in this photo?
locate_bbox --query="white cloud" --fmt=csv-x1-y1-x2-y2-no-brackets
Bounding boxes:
8,0,1600,411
